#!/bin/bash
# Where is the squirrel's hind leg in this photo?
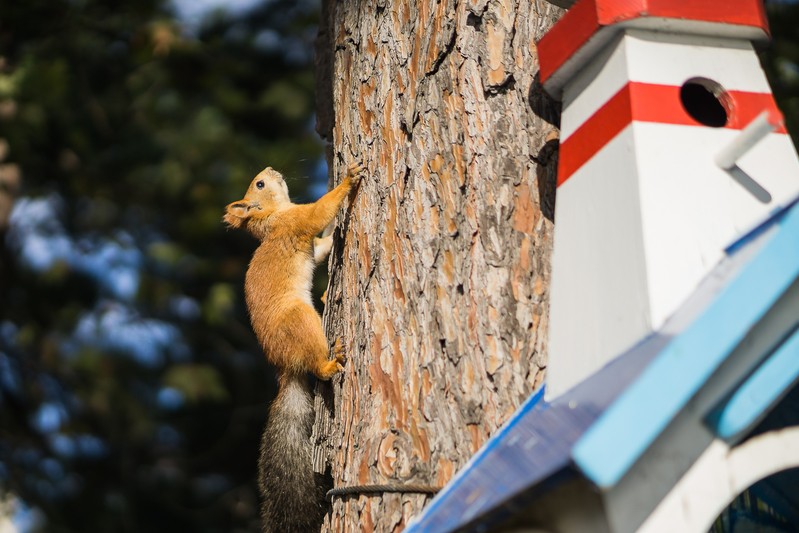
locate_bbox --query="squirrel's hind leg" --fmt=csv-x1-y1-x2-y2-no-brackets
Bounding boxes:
281,302,345,380
314,337,345,380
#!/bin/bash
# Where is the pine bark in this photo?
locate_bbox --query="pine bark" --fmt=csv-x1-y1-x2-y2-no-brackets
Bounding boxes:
313,1,563,531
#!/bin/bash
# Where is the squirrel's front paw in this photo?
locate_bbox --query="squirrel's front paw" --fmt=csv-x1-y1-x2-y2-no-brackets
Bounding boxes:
347,162,366,186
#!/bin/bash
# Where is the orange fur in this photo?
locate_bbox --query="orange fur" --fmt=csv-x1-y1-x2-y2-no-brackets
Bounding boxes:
224,164,364,379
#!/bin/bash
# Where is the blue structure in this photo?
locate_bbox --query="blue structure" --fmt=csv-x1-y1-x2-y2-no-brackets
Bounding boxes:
406,198,799,532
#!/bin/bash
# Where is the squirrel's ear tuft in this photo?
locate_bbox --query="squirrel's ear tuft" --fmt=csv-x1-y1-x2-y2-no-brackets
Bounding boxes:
223,201,249,229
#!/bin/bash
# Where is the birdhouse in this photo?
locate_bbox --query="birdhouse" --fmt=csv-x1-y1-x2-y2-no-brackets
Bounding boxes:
542,0,799,397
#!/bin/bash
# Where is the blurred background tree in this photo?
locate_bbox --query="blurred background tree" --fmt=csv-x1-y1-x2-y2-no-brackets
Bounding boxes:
0,0,324,531
0,0,796,532
763,0,799,146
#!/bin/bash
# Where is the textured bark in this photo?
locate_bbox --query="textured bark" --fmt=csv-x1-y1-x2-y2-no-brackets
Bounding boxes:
313,1,562,531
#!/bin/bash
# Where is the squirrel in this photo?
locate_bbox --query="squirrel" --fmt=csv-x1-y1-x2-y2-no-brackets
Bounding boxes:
223,162,364,533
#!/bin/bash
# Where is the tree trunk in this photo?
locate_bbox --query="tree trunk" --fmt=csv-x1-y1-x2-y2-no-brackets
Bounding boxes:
313,1,563,531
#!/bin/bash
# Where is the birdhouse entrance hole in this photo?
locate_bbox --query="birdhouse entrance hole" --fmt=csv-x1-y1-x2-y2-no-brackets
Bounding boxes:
680,78,730,128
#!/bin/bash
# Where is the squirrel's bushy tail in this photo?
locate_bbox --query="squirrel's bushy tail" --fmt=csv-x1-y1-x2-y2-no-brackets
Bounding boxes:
258,374,328,533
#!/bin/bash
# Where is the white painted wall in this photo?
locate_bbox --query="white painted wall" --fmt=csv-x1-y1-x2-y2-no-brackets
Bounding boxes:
546,29,799,398
548,127,651,396
636,124,799,329
560,31,771,142
638,427,799,533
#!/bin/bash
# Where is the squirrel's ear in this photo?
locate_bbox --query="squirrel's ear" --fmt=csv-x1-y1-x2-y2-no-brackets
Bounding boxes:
223,201,249,229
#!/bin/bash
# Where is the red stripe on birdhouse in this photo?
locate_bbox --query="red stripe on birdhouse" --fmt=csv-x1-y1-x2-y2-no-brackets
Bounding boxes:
557,82,787,187
538,0,770,87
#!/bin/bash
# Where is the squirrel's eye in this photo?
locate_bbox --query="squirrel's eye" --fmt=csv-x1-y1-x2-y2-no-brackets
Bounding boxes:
256,181,265,190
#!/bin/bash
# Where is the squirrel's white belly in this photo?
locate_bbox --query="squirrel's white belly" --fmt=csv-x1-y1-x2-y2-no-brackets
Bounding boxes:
296,255,315,306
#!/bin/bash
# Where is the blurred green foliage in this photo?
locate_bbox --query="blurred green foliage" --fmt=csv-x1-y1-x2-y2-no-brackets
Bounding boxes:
0,0,323,531
763,0,799,147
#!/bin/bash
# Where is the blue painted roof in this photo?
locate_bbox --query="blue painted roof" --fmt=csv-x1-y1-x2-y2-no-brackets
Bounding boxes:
573,196,799,487
707,327,799,442
407,197,799,533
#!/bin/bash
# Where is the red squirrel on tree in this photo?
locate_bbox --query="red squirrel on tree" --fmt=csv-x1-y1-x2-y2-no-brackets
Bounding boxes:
223,162,364,532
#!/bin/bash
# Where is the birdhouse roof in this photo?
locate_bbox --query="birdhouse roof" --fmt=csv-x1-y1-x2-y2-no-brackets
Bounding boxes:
538,0,770,97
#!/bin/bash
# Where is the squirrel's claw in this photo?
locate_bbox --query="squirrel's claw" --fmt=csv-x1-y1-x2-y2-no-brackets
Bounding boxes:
346,162,366,186
332,338,346,365
313,339,347,381
347,162,364,176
